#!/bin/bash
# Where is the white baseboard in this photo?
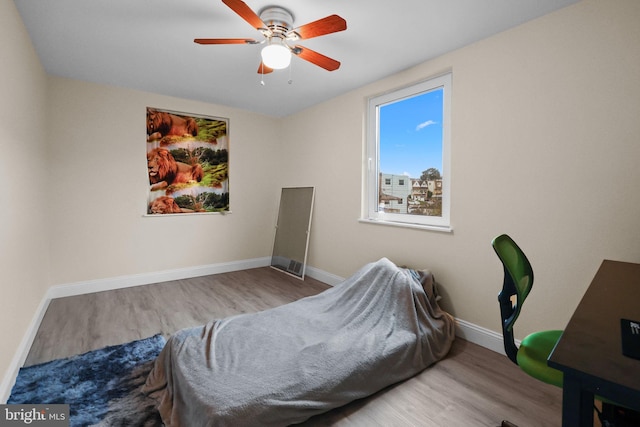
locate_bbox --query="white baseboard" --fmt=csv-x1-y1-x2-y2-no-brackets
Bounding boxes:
455,318,508,355
304,265,344,286
0,297,51,403
1,258,508,402
48,257,272,299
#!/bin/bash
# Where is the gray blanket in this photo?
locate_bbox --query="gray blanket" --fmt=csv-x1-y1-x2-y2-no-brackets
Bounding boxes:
143,258,455,427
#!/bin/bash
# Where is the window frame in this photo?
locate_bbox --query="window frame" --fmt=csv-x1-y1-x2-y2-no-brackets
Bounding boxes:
363,72,452,232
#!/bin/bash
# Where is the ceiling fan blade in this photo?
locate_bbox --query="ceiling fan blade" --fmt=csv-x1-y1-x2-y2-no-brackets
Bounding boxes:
257,62,274,74
292,15,346,40
222,0,266,30
294,45,341,71
194,38,259,45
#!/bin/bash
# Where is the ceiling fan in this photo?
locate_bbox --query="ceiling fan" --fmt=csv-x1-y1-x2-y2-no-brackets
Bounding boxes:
194,0,347,74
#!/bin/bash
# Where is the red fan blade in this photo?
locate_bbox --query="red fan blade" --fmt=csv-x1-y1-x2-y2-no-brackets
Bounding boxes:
294,45,341,71
257,62,274,74
292,15,346,40
194,38,259,45
222,0,266,30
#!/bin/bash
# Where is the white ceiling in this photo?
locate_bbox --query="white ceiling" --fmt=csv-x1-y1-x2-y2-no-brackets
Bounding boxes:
14,0,577,118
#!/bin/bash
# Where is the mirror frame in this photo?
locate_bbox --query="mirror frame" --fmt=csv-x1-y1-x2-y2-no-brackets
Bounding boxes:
270,187,315,280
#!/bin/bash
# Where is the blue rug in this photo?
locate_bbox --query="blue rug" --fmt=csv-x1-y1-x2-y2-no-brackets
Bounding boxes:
8,334,166,427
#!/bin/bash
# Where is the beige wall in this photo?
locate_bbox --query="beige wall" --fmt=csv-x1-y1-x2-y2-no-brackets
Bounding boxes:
282,0,640,338
3,0,640,391
46,78,281,284
0,1,50,388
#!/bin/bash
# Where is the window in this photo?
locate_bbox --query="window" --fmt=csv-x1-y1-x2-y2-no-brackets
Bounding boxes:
363,72,451,231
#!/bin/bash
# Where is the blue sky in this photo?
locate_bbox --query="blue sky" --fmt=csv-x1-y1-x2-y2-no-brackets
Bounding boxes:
379,88,443,179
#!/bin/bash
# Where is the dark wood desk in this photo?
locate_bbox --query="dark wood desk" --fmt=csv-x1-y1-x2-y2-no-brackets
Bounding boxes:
548,260,640,427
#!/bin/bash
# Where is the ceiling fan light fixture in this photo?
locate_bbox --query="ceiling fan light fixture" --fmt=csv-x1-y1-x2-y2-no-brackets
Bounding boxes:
261,40,291,70
196,3,345,73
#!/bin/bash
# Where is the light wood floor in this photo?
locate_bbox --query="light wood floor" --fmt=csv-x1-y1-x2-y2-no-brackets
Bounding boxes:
26,267,566,426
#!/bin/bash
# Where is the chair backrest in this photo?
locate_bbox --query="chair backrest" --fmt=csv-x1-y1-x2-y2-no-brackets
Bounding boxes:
491,234,534,364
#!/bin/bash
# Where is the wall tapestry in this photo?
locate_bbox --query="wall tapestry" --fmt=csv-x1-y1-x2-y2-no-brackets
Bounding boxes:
146,107,229,215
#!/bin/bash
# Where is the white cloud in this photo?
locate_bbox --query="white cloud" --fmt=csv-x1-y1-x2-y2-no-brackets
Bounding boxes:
416,120,437,131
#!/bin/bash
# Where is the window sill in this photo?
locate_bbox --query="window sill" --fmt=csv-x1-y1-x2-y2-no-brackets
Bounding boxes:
358,217,453,233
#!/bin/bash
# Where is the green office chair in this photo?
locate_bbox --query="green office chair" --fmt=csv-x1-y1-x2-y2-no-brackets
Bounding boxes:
492,234,640,427
492,233,563,388
492,234,563,427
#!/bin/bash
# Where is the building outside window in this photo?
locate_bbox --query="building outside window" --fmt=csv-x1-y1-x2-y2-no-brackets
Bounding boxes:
379,173,412,214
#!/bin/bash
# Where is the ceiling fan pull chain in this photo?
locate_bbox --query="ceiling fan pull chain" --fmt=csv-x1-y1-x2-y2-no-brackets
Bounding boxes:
288,60,293,85
260,62,266,86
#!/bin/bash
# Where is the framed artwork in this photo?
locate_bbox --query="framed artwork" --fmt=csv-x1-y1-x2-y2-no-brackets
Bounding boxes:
146,107,229,215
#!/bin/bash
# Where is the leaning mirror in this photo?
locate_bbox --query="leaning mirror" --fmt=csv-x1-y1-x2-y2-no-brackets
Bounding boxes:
271,187,315,279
